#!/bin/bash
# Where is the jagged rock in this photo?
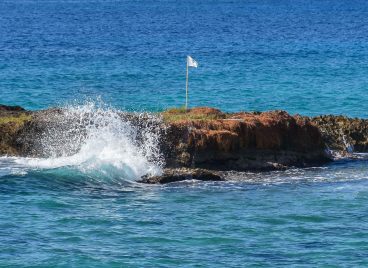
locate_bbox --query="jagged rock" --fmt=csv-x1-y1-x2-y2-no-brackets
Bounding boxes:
0,104,25,112
0,106,32,155
311,115,368,153
5,104,362,172
138,168,224,184
162,110,330,171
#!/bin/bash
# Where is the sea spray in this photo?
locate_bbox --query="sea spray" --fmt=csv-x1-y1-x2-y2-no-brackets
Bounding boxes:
342,134,354,154
15,102,164,181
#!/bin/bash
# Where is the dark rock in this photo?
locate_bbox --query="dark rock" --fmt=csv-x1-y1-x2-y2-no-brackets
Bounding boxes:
138,168,225,184
311,115,368,153
0,104,25,112
0,106,32,155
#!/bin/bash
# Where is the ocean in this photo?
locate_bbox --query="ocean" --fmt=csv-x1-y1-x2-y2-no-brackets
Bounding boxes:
1,0,368,266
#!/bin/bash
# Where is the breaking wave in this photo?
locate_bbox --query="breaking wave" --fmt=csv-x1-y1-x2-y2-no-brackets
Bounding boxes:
10,102,164,181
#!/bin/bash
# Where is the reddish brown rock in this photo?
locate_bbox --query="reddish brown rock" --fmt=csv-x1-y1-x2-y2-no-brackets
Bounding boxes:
162,110,330,171
187,107,225,118
0,105,332,172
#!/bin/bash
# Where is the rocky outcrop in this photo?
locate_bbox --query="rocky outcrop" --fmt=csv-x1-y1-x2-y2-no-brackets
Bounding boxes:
0,105,25,112
311,115,368,153
138,168,224,184
0,106,32,155
0,105,350,183
162,109,329,171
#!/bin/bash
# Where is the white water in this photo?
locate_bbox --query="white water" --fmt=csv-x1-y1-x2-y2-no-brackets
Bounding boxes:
11,102,164,181
342,134,354,154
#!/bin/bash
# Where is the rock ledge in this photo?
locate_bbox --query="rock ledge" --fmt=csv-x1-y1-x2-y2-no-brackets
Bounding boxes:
138,168,224,184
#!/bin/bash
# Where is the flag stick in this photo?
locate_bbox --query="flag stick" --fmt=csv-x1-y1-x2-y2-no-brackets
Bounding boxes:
185,58,189,111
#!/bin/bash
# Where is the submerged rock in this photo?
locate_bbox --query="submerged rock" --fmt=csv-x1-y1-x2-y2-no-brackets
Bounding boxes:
138,168,224,184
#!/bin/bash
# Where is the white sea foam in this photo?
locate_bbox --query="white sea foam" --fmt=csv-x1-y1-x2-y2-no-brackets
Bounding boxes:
12,102,164,181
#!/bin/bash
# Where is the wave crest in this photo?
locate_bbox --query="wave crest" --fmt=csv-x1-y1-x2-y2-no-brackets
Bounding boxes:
15,102,164,181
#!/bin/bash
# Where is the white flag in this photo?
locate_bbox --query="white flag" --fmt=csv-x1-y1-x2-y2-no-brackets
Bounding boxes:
187,55,198,68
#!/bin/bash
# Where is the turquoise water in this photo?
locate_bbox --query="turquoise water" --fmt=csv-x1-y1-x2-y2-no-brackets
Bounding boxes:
2,0,368,266
2,158,368,267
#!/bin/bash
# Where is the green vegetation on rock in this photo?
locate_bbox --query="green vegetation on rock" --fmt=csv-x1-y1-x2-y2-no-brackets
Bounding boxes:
161,107,226,122
0,113,32,155
0,113,32,126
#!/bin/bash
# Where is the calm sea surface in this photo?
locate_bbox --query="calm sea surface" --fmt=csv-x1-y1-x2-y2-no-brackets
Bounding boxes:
1,0,368,267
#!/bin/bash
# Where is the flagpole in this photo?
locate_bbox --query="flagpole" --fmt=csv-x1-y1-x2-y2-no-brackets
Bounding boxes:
185,57,189,110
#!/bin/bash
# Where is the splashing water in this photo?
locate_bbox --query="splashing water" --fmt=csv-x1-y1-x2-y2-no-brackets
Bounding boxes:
342,134,354,154
14,102,164,181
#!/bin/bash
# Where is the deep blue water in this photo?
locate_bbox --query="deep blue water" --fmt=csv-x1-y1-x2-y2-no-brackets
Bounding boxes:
1,0,368,116
2,0,368,267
